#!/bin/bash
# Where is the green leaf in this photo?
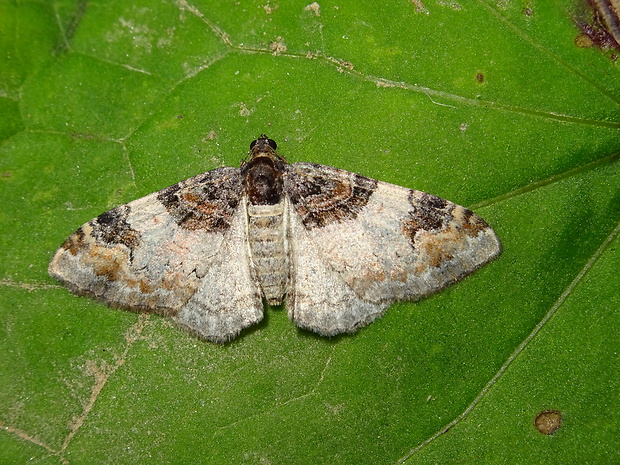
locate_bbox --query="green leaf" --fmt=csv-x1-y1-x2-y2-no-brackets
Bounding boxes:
1,0,618,464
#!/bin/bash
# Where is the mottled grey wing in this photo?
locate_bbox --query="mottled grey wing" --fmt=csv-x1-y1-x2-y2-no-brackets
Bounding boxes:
283,162,501,336
49,167,263,343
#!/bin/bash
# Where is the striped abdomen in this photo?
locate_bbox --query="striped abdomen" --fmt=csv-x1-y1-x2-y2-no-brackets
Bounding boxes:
247,202,288,305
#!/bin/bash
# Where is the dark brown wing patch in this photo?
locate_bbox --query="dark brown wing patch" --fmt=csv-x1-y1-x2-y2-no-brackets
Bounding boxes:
90,205,142,248
401,192,454,248
157,167,242,232
285,163,378,229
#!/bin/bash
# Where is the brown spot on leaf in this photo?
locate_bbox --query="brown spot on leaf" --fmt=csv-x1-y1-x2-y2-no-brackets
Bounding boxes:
270,36,287,54
534,410,562,435
575,33,595,47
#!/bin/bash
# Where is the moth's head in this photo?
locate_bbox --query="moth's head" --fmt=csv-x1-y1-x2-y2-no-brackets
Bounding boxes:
245,134,287,164
250,134,277,152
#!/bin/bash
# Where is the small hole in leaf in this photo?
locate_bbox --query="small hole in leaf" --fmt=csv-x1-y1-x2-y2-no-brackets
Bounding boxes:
534,410,562,435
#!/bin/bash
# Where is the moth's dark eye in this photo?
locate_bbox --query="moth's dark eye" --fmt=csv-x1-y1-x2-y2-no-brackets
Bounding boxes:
250,135,277,150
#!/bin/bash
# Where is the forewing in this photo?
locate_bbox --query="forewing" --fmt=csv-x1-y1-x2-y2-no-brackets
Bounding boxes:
49,167,264,342
284,162,501,334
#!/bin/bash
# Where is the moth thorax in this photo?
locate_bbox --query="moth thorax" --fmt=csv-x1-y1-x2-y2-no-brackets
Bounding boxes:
246,202,288,305
243,156,284,206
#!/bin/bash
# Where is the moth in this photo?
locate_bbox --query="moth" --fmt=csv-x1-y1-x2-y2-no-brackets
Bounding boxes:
49,135,501,343
580,0,620,49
